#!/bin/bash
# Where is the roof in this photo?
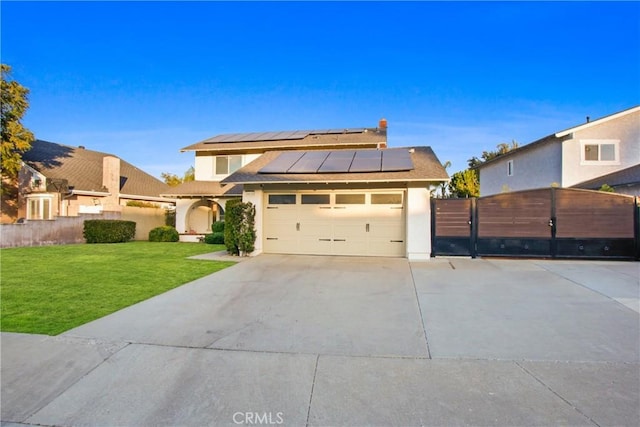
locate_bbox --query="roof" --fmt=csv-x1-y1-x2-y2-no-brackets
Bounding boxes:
181,127,386,152
221,146,449,185
476,105,640,170
22,140,170,198
572,164,640,190
160,180,242,198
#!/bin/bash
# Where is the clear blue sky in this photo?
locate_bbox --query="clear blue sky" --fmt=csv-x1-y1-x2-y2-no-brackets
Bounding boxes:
2,1,639,178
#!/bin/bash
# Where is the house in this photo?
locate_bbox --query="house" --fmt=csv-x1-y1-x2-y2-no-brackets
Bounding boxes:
167,120,450,259
163,123,388,235
476,105,640,196
8,139,172,222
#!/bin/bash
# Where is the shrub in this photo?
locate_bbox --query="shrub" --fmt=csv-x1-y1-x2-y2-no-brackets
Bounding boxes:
224,199,242,255
212,221,225,233
224,200,256,256
149,226,179,242
126,200,159,208
204,232,225,244
84,220,136,243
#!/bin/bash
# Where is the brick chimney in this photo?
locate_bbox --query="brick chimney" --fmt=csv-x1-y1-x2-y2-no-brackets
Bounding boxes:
379,118,388,130
102,156,122,211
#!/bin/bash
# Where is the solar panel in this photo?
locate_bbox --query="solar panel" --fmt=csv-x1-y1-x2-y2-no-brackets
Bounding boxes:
350,150,382,172
258,151,305,173
205,131,310,144
259,148,414,174
317,150,355,173
381,149,414,172
287,151,331,173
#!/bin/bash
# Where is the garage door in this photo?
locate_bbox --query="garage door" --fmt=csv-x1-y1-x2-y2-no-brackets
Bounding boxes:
263,191,405,257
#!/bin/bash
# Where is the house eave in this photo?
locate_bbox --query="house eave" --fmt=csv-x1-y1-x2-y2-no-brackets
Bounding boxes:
555,105,640,138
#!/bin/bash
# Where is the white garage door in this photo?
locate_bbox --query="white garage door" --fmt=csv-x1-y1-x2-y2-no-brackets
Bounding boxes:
263,191,405,257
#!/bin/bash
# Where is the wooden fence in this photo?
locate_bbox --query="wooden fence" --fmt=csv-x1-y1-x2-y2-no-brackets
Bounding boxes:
432,188,639,260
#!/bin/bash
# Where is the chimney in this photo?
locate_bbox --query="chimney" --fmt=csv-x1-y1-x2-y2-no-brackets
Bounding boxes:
102,156,122,211
586,116,590,123
379,118,388,130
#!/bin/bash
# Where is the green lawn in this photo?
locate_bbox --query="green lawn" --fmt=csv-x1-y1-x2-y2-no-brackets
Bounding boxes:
0,242,235,335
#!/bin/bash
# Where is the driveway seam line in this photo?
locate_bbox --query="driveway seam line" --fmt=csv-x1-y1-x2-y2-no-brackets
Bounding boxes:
409,262,432,359
23,342,132,424
533,261,638,312
305,354,320,427
514,361,601,427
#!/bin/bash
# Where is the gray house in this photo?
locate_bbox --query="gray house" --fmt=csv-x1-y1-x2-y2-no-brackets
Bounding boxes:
477,106,640,196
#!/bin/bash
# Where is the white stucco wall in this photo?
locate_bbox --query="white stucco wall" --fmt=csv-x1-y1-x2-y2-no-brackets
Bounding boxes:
562,110,640,187
406,187,431,261
479,142,562,196
194,153,261,181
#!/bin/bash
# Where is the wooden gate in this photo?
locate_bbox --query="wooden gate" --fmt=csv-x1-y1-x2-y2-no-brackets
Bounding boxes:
432,188,639,260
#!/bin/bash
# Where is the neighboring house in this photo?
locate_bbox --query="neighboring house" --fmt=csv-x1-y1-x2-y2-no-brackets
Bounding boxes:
167,119,450,260
476,105,640,196
9,139,172,222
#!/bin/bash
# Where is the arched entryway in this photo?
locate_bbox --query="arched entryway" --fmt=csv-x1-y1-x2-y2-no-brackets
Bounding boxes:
185,200,225,234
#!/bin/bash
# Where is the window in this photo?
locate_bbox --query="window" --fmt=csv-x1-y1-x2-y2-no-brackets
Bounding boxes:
507,160,514,176
268,194,296,205
581,140,619,164
371,193,403,205
214,155,243,175
27,197,52,220
301,194,330,204
336,194,365,204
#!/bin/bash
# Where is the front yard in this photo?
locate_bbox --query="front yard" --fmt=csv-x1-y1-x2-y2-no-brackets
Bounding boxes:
0,242,234,335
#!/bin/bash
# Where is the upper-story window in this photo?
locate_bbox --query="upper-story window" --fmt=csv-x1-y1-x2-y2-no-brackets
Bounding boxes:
214,155,243,175
581,140,619,165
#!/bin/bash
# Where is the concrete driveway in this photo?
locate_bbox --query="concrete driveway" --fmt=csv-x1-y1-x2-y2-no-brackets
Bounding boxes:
2,255,639,426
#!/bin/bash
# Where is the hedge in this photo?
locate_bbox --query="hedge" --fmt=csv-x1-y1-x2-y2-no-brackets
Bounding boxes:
149,226,179,242
84,220,136,243
212,221,225,233
204,232,225,244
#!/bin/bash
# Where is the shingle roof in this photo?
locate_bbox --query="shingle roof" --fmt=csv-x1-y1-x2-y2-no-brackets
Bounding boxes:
572,164,640,190
221,147,449,185
181,127,386,152
22,140,170,198
160,180,242,197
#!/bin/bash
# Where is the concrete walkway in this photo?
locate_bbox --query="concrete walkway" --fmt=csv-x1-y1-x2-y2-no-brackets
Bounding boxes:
2,255,638,426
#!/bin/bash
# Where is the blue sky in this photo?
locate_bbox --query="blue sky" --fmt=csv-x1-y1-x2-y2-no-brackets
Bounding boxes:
2,1,639,178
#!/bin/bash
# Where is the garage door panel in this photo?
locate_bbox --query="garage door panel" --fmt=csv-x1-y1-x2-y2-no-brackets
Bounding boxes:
332,238,369,256
368,239,406,256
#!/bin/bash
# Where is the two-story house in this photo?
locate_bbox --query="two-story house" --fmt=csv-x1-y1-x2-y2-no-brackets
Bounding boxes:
476,105,640,196
165,120,450,260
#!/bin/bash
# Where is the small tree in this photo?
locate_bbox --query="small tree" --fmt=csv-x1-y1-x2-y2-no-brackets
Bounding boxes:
449,169,479,198
1,64,35,186
223,199,256,256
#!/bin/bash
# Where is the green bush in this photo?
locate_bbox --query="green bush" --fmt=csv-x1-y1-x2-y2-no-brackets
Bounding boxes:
149,226,179,242
84,220,136,243
204,232,225,244
212,221,225,233
224,200,256,256
224,199,242,255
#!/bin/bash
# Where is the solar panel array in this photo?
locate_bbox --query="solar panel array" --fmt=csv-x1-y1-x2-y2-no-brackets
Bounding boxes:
259,149,414,174
204,128,368,144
